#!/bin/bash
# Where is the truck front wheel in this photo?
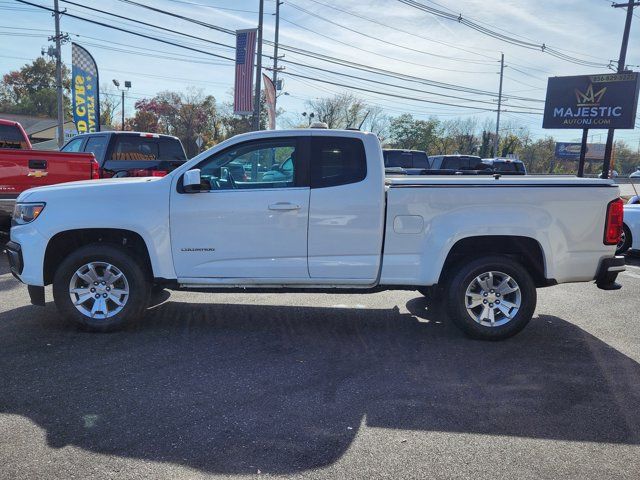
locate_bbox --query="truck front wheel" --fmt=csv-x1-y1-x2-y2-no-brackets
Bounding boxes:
52,244,151,332
445,256,536,340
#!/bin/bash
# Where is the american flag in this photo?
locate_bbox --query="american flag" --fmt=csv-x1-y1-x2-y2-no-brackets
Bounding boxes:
234,29,257,115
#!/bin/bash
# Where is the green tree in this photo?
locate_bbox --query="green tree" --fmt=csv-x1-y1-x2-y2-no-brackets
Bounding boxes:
388,113,439,150
0,56,70,117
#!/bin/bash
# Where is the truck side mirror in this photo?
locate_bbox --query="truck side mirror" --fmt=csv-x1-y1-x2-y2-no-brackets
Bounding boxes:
183,168,203,193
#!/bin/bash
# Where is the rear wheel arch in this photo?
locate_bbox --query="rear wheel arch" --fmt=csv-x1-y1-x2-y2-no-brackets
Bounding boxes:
43,228,153,285
438,235,549,288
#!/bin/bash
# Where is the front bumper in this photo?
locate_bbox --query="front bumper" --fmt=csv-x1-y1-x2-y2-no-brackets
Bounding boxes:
5,240,23,280
5,239,45,306
595,255,625,290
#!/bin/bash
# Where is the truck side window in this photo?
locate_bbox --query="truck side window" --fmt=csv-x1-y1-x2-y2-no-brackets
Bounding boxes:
61,137,84,152
85,136,108,161
310,137,367,188
197,138,299,190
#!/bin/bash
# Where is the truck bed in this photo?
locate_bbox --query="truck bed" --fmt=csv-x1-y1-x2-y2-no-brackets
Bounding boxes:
381,175,619,287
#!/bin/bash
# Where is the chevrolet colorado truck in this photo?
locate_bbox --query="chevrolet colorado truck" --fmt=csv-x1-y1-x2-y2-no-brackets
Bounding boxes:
6,129,626,340
0,119,98,230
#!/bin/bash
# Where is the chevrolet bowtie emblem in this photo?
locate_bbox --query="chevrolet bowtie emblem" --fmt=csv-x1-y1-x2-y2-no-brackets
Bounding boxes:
27,170,48,178
575,84,607,106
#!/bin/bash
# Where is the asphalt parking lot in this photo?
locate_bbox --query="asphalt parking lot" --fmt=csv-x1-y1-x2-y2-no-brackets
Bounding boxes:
0,253,639,480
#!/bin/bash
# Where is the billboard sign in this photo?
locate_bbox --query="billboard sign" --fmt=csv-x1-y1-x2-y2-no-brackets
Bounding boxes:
71,43,100,133
543,72,639,129
555,142,606,160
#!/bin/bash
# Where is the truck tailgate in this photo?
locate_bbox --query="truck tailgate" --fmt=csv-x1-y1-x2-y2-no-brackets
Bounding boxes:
0,149,97,199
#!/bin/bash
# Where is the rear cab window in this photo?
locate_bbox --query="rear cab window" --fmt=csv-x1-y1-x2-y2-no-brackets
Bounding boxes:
384,151,413,169
384,151,429,169
110,136,187,162
0,124,28,149
311,136,367,188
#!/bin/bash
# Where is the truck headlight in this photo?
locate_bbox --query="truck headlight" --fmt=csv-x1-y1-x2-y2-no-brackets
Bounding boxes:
12,203,45,225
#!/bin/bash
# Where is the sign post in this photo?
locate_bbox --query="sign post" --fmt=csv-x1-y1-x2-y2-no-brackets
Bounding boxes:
578,129,589,177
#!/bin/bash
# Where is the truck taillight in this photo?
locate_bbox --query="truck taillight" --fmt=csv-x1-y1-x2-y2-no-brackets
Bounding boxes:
151,170,168,177
90,160,100,179
604,198,624,245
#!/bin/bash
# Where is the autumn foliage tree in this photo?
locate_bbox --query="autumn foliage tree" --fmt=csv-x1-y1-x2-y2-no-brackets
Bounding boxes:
0,57,70,117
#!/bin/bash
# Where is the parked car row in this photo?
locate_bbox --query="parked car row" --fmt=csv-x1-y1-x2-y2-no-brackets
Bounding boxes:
382,149,527,176
0,120,187,231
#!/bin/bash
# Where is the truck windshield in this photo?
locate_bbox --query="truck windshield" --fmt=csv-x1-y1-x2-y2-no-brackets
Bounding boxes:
0,124,28,149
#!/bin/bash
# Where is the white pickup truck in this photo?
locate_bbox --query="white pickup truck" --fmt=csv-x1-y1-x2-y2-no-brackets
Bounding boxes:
5,129,626,340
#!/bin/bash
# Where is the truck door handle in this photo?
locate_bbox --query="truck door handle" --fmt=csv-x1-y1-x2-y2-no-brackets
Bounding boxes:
268,202,301,211
28,159,47,169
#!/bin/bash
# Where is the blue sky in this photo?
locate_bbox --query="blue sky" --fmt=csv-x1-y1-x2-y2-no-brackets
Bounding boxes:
1,0,639,146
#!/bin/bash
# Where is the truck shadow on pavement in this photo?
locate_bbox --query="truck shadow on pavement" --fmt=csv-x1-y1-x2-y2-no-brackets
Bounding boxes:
0,297,639,474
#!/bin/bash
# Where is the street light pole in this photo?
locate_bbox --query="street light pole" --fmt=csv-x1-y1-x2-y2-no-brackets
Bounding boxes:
53,0,64,148
121,89,125,129
252,0,264,131
602,0,639,179
112,79,131,130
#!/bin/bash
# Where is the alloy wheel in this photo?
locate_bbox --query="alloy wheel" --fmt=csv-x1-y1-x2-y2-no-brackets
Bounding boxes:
464,271,521,327
68,262,130,319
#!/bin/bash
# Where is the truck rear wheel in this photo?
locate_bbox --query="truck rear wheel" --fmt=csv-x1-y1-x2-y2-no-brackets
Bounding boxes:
52,244,151,332
445,255,536,340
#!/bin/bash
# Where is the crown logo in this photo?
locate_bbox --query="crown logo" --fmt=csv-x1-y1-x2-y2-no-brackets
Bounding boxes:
575,84,607,106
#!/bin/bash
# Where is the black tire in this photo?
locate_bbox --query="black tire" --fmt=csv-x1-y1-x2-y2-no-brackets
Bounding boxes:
445,255,537,340
52,243,151,332
616,224,632,255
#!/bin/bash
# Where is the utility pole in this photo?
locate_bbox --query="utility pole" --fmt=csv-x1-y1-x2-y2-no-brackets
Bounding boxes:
252,0,264,131
602,0,639,179
272,1,282,113
493,53,504,157
53,0,64,148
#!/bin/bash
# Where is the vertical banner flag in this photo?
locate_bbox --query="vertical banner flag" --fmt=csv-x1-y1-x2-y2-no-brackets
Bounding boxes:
234,29,257,115
263,74,276,130
71,43,100,133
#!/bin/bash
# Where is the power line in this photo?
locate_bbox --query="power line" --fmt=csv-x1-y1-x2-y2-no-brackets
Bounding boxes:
397,0,613,69
300,0,498,61
285,1,495,69
52,0,543,103
16,0,236,61
106,0,542,102
278,16,496,75
13,0,543,114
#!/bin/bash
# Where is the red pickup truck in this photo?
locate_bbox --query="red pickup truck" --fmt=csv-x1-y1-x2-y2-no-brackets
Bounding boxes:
0,119,99,230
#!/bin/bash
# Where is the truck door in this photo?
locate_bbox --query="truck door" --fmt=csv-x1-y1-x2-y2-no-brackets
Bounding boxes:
307,134,385,280
170,137,311,279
